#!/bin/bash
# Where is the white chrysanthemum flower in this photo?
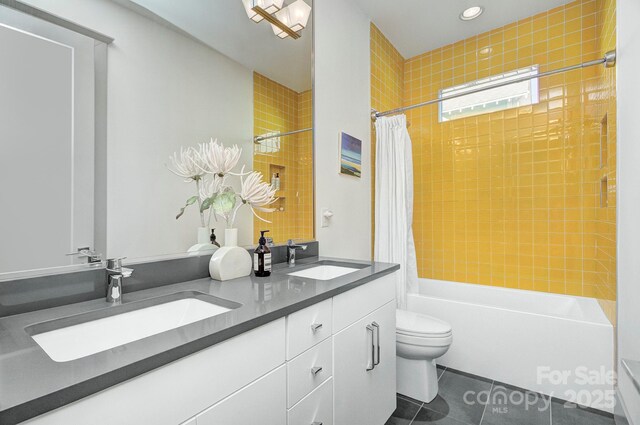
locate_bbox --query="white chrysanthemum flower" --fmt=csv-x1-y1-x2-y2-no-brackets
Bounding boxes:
198,175,225,200
239,171,278,222
167,145,207,182
199,138,242,177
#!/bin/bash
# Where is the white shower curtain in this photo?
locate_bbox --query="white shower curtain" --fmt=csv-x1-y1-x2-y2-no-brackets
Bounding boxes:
374,114,419,309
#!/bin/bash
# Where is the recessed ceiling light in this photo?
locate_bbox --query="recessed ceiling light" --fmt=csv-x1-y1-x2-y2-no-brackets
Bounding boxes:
460,6,484,21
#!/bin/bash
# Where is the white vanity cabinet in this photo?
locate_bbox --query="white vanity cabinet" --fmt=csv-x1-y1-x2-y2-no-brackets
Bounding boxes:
333,273,397,425
194,366,286,425
24,271,397,425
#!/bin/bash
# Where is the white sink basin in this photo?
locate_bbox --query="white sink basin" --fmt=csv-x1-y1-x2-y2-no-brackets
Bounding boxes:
288,265,360,280
32,298,232,362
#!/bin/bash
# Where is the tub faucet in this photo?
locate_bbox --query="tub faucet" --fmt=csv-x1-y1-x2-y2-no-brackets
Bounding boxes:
106,257,133,304
287,240,308,267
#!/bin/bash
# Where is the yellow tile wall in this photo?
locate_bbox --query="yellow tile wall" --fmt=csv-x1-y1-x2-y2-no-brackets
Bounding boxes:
296,89,314,241
370,0,616,304
593,0,617,323
253,73,314,244
370,24,405,253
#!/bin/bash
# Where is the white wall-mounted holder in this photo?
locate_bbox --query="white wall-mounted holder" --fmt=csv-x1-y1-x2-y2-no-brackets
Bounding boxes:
321,208,334,228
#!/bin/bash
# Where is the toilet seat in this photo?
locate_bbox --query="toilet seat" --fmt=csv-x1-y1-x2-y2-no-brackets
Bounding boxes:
396,309,452,338
396,331,453,347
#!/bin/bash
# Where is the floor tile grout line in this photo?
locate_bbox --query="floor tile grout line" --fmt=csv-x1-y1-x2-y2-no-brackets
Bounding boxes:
406,365,446,425
398,394,423,408
438,366,447,381
478,380,494,425
407,401,424,425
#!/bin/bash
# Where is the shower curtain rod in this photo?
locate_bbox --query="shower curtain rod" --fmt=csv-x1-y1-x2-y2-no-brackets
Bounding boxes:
371,50,617,121
254,127,313,143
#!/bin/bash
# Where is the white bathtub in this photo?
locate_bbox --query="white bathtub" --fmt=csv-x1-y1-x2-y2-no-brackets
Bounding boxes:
408,279,615,411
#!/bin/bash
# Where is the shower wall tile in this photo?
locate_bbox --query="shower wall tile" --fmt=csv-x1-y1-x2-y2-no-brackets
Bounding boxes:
296,89,314,241
253,73,314,243
374,0,617,307
593,0,617,324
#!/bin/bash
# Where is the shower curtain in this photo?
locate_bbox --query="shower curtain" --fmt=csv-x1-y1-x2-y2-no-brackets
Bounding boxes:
374,114,419,309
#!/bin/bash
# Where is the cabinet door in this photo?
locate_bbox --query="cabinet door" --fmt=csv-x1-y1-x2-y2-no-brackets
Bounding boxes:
333,301,396,425
197,365,286,425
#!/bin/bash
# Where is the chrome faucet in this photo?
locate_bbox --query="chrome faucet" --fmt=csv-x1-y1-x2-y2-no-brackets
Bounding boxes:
106,257,133,304
287,240,308,267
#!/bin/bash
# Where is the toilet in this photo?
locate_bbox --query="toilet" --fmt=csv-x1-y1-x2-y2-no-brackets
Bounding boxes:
396,309,453,403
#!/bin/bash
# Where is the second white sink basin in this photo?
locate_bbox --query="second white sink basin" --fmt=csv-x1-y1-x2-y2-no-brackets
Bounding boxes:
32,297,233,362
288,265,360,280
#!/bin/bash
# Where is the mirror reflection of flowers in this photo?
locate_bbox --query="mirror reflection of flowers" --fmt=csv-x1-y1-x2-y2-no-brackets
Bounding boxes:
167,139,277,227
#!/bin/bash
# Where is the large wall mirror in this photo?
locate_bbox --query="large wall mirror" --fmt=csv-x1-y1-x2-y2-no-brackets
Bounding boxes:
0,0,314,278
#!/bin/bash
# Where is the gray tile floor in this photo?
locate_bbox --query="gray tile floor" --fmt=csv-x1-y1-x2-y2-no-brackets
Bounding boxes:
386,366,617,425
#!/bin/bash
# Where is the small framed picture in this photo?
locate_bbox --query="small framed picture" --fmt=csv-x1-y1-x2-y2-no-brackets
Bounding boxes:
339,132,362,178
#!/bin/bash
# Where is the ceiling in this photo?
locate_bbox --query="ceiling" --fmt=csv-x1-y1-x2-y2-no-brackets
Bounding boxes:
127,0,313,92
353,0,574,59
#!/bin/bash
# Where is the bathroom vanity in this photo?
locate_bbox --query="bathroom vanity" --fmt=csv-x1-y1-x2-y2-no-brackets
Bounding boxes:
0,258,399,425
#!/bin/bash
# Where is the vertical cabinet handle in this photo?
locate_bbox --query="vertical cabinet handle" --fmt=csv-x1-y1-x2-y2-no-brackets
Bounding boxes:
372,321,380,366
311,323,323,333
366,324,375,371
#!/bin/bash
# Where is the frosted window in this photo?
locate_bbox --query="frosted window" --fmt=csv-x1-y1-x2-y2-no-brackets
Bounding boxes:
439,65,539,122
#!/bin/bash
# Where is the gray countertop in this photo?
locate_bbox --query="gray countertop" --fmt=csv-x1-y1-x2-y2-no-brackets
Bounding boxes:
0,256,399,424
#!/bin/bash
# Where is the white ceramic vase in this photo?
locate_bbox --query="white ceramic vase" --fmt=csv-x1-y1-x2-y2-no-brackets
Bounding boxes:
209,228,252,281
187,227,217,253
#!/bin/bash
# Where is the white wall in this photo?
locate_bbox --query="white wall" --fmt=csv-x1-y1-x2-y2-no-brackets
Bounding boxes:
314,0,371,260
616,0,640,423
21,0,254,259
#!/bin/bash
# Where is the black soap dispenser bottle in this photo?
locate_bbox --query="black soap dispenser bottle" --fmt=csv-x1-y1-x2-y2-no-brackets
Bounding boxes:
210,228,220,247
254,230,272,277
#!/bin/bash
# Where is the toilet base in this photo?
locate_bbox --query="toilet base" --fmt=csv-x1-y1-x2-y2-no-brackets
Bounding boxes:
396,355,439,403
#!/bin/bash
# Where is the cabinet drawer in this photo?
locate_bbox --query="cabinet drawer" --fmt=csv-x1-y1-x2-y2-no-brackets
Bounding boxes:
333,272,396,332
287,337,333,408
197,365,286,425
286,298,332,359
288,377,333,425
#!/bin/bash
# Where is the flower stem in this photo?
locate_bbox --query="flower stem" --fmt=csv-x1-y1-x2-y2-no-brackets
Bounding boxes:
195,178,206,227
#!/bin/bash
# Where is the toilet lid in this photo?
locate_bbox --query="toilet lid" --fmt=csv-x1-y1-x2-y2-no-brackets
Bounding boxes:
396,309,452,337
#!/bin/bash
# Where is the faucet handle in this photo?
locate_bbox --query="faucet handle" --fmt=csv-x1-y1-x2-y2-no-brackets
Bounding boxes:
66,248,102,264
287,239,308,250
106,257,127,271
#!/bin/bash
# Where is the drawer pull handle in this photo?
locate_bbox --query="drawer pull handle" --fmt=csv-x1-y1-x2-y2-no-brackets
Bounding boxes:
372,321,380,366
311,323,323,333
311,422,323,425
366,324,375,371
311,366,323,376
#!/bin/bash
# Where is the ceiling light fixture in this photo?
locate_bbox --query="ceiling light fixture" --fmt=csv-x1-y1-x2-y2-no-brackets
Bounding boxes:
242,0,284,22
271,0,312,38
243,0,311,40
459,6,483,21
